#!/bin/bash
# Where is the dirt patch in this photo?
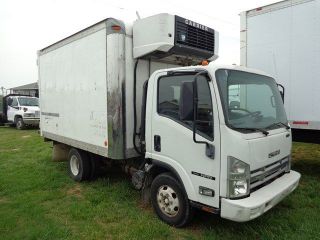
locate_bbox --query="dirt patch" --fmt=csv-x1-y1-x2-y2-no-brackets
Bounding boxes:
21,135,31,138
0,148,20,153
0,197,9,204
66,184,83,199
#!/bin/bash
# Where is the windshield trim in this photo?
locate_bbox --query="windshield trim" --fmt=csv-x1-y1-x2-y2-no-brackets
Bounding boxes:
215,68,287,134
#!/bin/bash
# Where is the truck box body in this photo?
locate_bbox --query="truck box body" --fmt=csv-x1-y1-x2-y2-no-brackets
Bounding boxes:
38,15,218,159
240,0,320,130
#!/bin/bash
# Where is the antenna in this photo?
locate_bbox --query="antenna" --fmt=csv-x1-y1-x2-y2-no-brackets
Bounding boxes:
136,11,141,20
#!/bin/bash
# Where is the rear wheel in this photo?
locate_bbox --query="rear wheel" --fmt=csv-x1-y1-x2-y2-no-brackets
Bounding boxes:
16,117,25,130
68,148,91,182
151,172,192,227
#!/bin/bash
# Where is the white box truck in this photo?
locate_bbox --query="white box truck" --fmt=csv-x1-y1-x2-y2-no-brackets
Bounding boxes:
38,13,300,227
1,94,40,129
240,0,320,141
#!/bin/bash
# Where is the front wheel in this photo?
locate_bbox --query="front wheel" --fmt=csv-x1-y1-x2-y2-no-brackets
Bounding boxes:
16,118,25,130
151,172,192,227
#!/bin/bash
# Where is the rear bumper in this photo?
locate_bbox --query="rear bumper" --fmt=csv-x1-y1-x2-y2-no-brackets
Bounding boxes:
23,118,40,125
221,170,300,222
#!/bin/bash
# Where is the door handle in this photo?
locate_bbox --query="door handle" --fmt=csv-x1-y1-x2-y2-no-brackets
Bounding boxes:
154,135,161,152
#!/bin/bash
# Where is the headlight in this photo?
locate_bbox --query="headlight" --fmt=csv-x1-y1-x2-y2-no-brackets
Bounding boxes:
23,113,35,118
227,156,250,199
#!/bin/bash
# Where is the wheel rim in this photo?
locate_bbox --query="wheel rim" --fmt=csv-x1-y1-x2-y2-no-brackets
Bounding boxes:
157,185,180,217
17,121,21,129
70,155,80,176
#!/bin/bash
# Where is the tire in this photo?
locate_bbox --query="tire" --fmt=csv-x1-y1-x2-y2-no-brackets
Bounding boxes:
151,172,193,227
89,155,100,180
68,148,91,182
16,117,25,130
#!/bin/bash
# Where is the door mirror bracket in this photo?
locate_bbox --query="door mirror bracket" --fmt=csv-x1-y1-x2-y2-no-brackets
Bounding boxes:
206,144,215,159
277,83,285,103
192,71,215,159
178,70,214,159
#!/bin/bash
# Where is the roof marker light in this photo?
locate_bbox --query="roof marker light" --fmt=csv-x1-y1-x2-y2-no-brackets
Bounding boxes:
201,60,209,66
292,121,309,125
112,25,121,31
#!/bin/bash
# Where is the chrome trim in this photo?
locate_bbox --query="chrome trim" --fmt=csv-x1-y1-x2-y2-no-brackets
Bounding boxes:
250,157,289,190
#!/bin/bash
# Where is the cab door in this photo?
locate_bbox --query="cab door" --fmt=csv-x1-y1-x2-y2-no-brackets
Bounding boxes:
7,97,19,122
149,70,221,208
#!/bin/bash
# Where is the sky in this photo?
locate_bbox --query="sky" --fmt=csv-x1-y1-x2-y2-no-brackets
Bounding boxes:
0,0,279,90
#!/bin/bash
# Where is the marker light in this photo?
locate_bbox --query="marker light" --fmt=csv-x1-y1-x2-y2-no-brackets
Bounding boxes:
111,25,121,31
201,60,209,66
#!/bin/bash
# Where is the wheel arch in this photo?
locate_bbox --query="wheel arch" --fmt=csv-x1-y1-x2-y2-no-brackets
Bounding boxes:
14,115,23,121
146,159,197,201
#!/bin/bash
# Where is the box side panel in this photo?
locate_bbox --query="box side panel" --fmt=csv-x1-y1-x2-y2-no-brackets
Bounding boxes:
245,0,320,130
106,33,126,159
39,28,108,156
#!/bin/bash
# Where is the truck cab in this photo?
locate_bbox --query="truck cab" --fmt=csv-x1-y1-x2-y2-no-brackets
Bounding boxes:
6,95,40,129
143,63,300,224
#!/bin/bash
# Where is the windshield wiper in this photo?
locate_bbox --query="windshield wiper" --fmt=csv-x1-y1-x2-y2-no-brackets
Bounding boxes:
231,127,269,136
266,122,290,130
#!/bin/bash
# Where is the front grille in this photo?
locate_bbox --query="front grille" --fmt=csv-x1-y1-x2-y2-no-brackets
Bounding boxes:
250,157,289,192
35,111,40,118
176,21,215,52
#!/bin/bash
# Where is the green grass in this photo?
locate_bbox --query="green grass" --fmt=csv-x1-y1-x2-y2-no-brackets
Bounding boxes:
0,127,319,240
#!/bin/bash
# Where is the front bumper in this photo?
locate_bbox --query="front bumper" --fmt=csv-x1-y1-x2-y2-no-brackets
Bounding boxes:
23,118,40,125
221,170,300,222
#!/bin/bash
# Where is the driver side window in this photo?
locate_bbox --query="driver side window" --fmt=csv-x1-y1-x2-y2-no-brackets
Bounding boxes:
157,74,214,140
11,98,18,107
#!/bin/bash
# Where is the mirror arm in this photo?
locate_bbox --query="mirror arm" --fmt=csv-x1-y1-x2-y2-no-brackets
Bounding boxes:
277,83,285,102
192,71,215,159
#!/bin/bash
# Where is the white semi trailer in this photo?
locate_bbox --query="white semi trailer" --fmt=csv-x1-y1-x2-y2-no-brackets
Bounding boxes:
240,0,320,137
38,13,300,227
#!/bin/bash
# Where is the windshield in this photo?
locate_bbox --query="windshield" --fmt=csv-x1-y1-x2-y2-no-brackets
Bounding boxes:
216,69,287,131
18,97,39,107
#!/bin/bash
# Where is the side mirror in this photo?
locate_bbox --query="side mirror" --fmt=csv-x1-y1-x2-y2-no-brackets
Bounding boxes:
7,98,13,106
179,81,194,121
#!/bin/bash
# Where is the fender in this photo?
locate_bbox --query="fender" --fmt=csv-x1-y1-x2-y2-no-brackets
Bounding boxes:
148,157,198,202
14,114,23,122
